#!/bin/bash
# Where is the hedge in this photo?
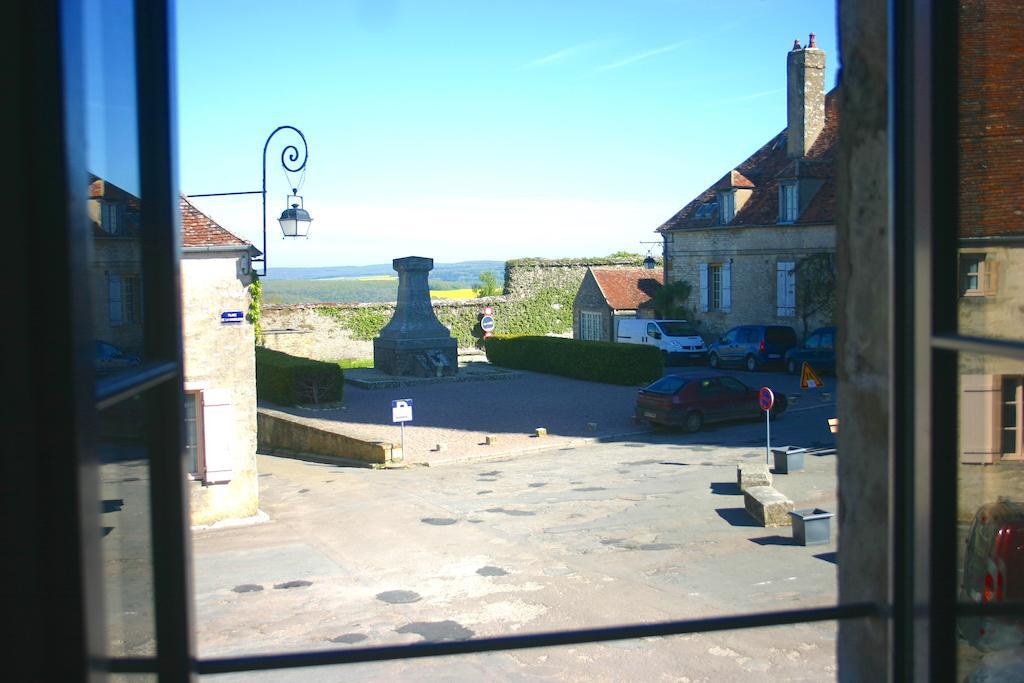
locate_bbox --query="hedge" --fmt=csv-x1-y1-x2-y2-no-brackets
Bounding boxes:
255,347,345,406
483,335,662,385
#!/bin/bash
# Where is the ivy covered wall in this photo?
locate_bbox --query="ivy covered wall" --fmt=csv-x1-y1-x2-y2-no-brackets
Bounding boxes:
260,256,651,360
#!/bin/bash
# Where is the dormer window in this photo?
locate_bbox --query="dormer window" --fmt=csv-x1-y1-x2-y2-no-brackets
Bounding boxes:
779,182,798,223
101,201,125,235
694,202,718,220
718,190,735,224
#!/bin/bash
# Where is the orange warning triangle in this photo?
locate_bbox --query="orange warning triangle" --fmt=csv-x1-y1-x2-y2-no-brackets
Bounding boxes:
801,361,824,389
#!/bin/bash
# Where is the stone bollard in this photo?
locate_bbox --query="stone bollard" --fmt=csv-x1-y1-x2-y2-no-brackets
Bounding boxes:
586,422,598,432
433,443,446,452
485,435,498,445
737,463,773,491
535,428,548,437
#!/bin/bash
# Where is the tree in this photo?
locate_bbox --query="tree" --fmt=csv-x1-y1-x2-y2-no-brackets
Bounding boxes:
794,253,837,336
651,280,694,320
475,271,500,297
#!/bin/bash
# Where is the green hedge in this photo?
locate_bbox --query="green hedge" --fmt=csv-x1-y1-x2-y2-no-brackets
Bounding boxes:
484,335,662,385
255,347,345,406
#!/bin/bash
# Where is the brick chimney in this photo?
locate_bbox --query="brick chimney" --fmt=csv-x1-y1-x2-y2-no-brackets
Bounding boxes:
786,33,826,158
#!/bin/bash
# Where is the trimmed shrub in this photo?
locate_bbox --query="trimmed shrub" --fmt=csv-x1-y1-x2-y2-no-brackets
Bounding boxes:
256,347,345,406
484,335,662,385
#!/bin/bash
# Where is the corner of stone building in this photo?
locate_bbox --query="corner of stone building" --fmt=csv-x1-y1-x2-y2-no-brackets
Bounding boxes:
836,0,891,680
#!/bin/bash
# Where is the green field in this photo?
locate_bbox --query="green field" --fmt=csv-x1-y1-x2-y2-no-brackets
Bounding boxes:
262,278,481,304
429,288,478,300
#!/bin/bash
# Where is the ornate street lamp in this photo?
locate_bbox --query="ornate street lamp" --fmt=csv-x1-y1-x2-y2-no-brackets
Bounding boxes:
640,241,661,270
189,125,312,276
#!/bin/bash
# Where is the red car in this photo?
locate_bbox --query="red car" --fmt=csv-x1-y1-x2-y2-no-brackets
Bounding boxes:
635,372,787,432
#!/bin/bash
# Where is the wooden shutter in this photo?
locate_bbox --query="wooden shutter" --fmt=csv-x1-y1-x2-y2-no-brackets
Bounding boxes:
960,374,1001,464
722,261,732,312
202,388,234,484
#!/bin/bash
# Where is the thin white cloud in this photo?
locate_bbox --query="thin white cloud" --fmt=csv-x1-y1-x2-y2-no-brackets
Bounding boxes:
596,41,689,72
707,88,784,106
515,43,592,71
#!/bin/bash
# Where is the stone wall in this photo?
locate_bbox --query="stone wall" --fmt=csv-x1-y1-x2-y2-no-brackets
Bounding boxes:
262,257,648,361
836,0,889,679
665,224,835,339
181,251,259,526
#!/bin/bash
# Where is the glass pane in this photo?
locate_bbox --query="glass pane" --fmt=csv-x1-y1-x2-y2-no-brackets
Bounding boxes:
99,399,156,657
83,0,150,380
955,1,1024,343
957,354,1024,680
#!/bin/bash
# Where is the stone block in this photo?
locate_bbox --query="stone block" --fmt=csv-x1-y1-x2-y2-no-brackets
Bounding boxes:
737,463,773,491
743,486,795,527
485,435,498,445
535,428,547,437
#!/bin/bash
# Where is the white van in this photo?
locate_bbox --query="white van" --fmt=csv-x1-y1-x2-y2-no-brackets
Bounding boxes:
615,319,708,365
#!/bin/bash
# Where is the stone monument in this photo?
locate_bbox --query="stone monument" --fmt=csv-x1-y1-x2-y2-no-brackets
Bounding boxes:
373,256,458,377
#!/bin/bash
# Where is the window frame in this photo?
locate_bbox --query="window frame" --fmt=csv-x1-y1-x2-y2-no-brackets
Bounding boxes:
779,182,798,223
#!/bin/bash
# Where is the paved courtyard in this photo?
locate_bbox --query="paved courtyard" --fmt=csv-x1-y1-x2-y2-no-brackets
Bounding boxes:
192,385,840,681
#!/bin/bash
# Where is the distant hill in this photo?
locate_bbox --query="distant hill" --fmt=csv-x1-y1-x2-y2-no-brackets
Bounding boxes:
266,260,505,283
261,260,506,305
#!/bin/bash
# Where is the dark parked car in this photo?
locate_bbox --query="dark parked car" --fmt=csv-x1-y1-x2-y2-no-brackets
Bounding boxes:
94,340,141,373
959,500,1024,652
785,326,837,375
635,371,787,432
707,324,799,372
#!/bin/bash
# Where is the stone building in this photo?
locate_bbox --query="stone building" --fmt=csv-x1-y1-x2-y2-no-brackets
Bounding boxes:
179,197,261,524
572,267,662,342
656,34,837,340
90,183,260,525
956,4,1024,465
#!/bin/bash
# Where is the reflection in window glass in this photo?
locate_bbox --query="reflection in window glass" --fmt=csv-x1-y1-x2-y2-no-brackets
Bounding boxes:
957,355,1024,680
956,0,1023,342
99,404,156,657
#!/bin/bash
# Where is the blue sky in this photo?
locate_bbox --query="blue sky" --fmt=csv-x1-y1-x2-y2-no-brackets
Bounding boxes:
175,0,838,268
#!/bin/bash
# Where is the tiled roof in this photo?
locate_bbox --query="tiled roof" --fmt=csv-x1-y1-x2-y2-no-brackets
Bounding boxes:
658,91,838,233
958,0,1024,239
180,195,254,250
591,267,664,310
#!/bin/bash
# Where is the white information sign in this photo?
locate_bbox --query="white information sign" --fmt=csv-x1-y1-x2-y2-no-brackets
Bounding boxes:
392,399,413,423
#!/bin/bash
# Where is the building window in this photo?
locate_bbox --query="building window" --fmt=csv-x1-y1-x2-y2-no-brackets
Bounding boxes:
101,201,125,235
184,392,203,476
699,262,731,313
580,311,602,340
779,182,798,223
108,274,141,326
776,261,796,316
1001,376,1023,459
694,202,717,219
959,254,996,296
709,264,723,309
718,190,735,224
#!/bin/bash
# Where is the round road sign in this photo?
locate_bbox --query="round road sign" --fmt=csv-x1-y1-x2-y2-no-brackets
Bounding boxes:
480,315,495,333
758,387,775,412
482,306,494,315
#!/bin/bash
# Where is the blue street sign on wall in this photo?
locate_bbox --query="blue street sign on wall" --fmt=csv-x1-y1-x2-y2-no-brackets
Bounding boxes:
221,311,244,324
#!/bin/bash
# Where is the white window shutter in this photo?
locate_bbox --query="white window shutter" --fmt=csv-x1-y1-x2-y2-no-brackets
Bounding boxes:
786,264,796,313
699,263,709,312
722,261,732,312
776,264,787,316
108,275,123,326
202,388,234,484
777,262,795,316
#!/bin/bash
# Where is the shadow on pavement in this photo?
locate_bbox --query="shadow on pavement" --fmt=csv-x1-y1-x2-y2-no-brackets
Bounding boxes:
716,507,760,527
814,552,838,564
710,482,741,495
750,535,794,546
